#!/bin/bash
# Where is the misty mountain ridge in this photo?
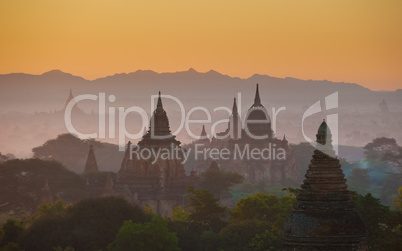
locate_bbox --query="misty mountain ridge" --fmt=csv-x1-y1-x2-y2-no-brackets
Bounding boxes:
1,68,401,157
0,68,401,115
0,68,372,89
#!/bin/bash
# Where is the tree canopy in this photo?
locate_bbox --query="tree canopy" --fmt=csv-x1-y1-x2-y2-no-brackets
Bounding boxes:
108,216,180,251
186,187,227,232
32,133,123,173
20,197,148,251
198,167,244,195
364,137,402,172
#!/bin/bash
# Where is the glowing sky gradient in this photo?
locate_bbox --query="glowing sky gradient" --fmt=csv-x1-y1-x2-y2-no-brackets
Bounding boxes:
1,0,401,91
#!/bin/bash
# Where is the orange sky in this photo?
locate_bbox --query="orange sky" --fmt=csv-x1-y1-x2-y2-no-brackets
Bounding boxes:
0,0,401,91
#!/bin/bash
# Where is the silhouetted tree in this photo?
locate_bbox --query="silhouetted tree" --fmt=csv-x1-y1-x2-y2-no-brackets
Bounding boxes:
0,219,25,248
364,137,402,172
32,133,123,173
230,193,295,230
347,168,371,194
199,169,244,196
108,216,180,251
393,187,402,211
0,152,15,164
0,158,86,217
251,227,283,251
186,187,226,232
353,193,402,250
20,197,148,251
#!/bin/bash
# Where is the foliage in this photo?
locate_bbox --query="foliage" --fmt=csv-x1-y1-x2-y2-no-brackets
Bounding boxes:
251,227,283,251
347,167,371,194
108,216,180,251
167,219,202,251
0,219,25,248
0,158,87,223
199,169,244,195
198,193,295,250
28,200,69,225
32,134,91,172
232,184,296,203
364,137,402,172
230,193,295,230
32,133,124,173
143,206,156,217
186,187,226,232
381,173,402,205
0,242,22,251
281,187,300,196
20,197,148,251
200,230,223,251
214,220,272,251
0,153,15,164
353,193,402,250
393,187,402,211
53,247,76,251
234,182,257,195
171,206,189,222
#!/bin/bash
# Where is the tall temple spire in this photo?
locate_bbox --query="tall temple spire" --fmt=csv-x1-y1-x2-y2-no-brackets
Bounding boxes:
254,83,261,106
84,145,99,173
245,83,272,138
230,97,241,139
232,97,238,115
157,91,163,110
137,91,179,146
146,91,171,137
64,89,74,108
200,125,207,138
198,125,210,144
283,121,367,250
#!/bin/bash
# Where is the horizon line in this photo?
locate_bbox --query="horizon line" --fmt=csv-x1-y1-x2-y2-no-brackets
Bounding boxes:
1,68,400,92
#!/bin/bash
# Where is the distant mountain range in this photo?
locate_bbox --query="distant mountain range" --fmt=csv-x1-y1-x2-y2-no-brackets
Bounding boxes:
1,68,401,113
1,69,402,156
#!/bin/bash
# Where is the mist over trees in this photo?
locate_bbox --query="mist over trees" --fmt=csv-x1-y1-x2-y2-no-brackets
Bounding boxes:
1,189,401,251
1,131,401,250
32,134,123,173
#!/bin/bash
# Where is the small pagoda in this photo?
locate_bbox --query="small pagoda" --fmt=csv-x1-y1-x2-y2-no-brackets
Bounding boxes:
84,145,99,173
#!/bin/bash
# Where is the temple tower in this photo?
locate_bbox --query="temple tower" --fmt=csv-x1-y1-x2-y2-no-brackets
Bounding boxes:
197,125,210,145
244,84,273,139
64,89,74,109
102,174,115,197
229,98,241,139
138,91,181,148
282,120,367,250
116,91,196,216
84,145,99,173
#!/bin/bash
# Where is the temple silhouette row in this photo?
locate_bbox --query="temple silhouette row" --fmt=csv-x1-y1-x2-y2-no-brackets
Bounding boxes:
110,84,298,216
40,85,367,249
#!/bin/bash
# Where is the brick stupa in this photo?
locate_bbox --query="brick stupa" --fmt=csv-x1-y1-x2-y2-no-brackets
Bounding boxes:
283,120,368,250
